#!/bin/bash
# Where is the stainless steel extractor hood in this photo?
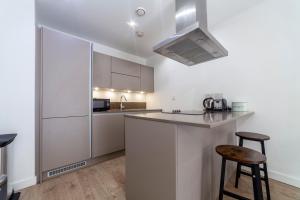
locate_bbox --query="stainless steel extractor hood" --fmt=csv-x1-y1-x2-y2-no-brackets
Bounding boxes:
153,0,228,66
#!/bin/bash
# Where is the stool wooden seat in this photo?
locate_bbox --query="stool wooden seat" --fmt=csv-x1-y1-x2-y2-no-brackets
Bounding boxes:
235,132,271,200
236,132,270,142
216,145,266,165
216,145,266,200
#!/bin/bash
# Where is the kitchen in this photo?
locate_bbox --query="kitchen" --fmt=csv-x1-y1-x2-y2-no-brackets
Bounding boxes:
1,0,300,200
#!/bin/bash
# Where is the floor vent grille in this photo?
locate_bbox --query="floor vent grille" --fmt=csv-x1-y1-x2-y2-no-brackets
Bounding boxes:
47,161,86,177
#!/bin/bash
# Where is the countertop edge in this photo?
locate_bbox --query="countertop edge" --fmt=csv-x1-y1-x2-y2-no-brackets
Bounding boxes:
93,109,162,115
209,111,254,128
125,114,212,128
125,111,254,128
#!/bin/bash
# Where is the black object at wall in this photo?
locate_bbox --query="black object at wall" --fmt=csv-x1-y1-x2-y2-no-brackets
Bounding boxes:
0,133,18,200
8,190,20,200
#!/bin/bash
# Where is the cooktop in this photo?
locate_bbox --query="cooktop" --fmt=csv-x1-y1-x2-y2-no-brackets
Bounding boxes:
162,110,206,115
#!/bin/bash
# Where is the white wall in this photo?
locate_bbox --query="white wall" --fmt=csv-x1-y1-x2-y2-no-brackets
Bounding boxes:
147,0,300,187
0,0,36,191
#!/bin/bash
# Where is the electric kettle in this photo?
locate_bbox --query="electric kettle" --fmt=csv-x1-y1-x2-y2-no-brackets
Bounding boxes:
203,97,214,110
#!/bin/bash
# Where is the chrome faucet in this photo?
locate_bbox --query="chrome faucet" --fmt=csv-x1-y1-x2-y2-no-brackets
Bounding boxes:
120,95,128,111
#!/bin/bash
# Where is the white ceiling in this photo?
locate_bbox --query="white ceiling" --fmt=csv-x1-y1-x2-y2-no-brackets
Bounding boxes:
36,0,261,58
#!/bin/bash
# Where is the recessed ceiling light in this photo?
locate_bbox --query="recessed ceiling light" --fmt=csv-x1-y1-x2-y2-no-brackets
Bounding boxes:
94,87,99,91
136,7,146,16
140,91,145,94
127,90,131,93
110,89,115,92
127,20,137,28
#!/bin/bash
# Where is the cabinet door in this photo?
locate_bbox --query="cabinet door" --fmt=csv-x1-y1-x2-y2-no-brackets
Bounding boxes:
141,65,154,92
92,114,125,157
42,116,90,171
111,57,141,77
42,28,91,118
93,52,111,88
111,73,141,91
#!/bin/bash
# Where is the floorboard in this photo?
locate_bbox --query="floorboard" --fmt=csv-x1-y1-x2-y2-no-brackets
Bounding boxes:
20,156,300,200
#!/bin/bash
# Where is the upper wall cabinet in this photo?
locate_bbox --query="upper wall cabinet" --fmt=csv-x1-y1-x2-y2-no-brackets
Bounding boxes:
111,73,141,91
93,52,155,93
112,57,141,77
93,52,111,88
140,65,154,93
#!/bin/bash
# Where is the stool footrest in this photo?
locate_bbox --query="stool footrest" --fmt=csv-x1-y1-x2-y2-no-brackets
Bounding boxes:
240,170,267,181
223,190,250,200
240,170,252,177
260,167,264,171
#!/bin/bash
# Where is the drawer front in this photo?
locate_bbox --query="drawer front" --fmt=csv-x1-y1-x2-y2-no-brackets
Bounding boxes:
111,57,140,77
42,116,90,171
92,114,125,157
111,73,141,91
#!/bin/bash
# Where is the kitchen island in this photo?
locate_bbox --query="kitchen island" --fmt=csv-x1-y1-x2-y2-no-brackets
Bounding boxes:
125,111,253,200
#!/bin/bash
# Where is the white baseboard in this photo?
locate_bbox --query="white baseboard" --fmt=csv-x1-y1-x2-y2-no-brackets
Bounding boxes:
269,170,300,188
241,167,300,188
8,176,37,192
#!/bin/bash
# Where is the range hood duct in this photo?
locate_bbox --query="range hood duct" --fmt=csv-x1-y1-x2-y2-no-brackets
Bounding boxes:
153,0,228,66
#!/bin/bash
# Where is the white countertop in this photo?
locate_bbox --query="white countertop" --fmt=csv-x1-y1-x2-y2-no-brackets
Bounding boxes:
93,109,162,115
125,111,254,128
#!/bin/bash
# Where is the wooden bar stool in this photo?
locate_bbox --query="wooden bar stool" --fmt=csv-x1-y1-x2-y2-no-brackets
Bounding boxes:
216,145,266,200
235,132,271,200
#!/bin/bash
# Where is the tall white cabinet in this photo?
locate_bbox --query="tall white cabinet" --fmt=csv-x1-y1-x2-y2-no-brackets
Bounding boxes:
40,28,92,174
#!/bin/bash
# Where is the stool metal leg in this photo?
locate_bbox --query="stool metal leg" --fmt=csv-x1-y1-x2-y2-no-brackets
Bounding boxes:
261,141,271,200
252,165,264,200
219,158,226,200
263,162,271,200
235,138,243,188
260,141,266,155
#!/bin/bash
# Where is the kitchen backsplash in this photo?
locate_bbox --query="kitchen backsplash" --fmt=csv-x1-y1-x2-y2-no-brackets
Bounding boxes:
93,89,147,102
110,102,146,109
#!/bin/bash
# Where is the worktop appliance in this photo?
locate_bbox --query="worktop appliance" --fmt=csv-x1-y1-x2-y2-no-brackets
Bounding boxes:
93,98,110,112
162,109,205,115
203,97,228,111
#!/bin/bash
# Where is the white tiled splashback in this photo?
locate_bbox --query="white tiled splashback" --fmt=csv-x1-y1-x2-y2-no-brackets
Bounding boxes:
93,89,146,102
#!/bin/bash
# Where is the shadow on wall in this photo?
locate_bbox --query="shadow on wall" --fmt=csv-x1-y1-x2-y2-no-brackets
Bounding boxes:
208,0,264,28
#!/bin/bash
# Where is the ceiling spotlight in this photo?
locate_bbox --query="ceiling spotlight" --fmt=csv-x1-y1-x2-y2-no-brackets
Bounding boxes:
136,31,144,38
136,7,146,16
127,90,131,93
94,87,99,91
127,20,137,28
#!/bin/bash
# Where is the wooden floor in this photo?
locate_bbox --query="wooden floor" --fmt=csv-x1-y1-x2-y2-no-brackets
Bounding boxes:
20,156,300,200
